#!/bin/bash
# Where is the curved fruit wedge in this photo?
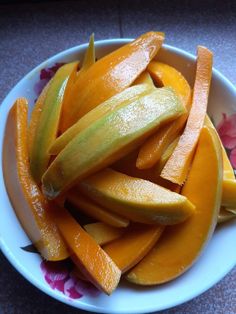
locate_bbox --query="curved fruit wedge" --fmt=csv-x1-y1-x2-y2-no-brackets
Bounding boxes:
80,33,95,72
84,222,125,245
60,31,165,131
127,126,222,285
104,224,164,273
103,224,164,273
42,87,185,199
50,84,153,155
28,80,52,154
3,99,69,261
133,71,155,86
77,168,194,225
30,61,79,183
161,46,213,184
155,136,180,174
136,61,192,169
53,206,121,295
67,191,129,227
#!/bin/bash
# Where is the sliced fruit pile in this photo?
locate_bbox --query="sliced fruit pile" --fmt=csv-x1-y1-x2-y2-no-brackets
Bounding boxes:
3,32,236,295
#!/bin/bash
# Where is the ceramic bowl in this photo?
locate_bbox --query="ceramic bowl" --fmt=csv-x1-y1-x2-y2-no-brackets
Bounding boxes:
1,39,236,314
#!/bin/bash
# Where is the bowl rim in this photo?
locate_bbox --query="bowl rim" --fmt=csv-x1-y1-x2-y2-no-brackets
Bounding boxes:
1,38,236,314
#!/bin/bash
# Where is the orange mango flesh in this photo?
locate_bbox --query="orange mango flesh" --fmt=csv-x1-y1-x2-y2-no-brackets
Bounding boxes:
84,222,125,245
59,63,80,133
113,149,180,193
67,190,129,227
136,61,192,169
50,84,153,155
60,32,165,131
161,46,213,184
133,71,155,86
28,80,52,154
155,136,180,175
3,99,69,261
104,224,164,273
53,206,121,295
78,168,195,225
30,62,78,183
127,126,222,285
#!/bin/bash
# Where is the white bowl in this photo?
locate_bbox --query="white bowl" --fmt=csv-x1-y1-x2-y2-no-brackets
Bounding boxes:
1,39,236,314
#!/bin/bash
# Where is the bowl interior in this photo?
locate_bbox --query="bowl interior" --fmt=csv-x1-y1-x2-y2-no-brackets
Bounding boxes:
0,39,236,314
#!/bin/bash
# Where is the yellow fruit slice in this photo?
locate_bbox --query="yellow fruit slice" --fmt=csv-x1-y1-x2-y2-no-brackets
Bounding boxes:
50,84,153,155
136,61,192,169
104,224,164,273
42,87,185,199
84,222,125,245
77,168,195,225
67,191,129,227
127,126,222,284
53,206,121,295
3,98,68,261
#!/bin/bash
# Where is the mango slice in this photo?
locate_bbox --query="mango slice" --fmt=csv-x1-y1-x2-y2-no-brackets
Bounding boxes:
77,168,194,225
133,71,155,86
80,33,95,72
127,126,222,285
30,61,79,183
42,87,185,199
28,80,52,154
103,224,164,273
84,222,125,245
53,206,121,295
161,46,213,184
155,136,180,174
50,84,153,155
136,61,192,169
3,99,69,261
67,191,129,227
60,31,165,131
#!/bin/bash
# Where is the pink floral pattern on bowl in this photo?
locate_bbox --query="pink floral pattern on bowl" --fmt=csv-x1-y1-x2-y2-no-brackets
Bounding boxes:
40,260,100,299
34,63,65,97
217,113,236,170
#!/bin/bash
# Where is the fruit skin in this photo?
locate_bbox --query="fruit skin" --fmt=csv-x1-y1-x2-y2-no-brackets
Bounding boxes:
3,98,69,261
67,191,129,227
50,84,153,155
61,31,165,131
136,61,192,169
84,222,125,246
126,126,222,285
30,61,78,183
77,168,195,225
133,71,154,86
42,87,185,199
161,46,213,184
52,206,121,295
103,224,164,273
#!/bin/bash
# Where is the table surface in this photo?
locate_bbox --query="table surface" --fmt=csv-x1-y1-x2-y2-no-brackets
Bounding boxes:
0,1,236,313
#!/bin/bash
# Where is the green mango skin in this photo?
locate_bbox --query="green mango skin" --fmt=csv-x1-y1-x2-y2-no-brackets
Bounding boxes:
42,87,185,199
49,84,154,155
30,62,78,183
